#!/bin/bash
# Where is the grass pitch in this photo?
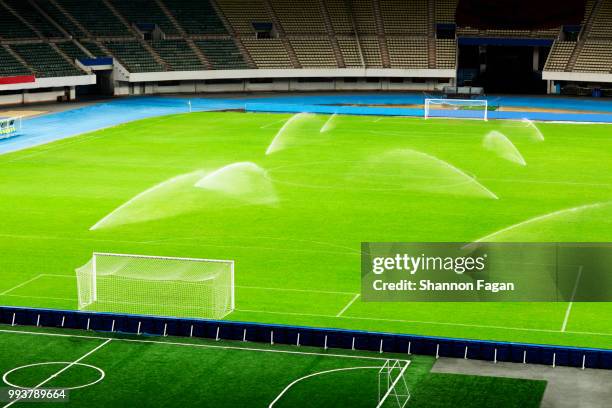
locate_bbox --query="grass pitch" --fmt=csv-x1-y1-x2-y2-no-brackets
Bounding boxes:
0,111,611,348
0,326,546,407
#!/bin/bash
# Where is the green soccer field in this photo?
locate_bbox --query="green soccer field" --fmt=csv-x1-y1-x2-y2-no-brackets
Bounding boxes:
0,326,546,407
0,111,611,349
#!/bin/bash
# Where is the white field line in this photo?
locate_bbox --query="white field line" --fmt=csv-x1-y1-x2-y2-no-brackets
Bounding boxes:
0,275,44,296
336,294,360,317
269,366,380,407
235,308,612,337
1,273,357,299
2,338,111,408
0,294,74,302
561,266,583,332
0,328,405,363
239,285,357,296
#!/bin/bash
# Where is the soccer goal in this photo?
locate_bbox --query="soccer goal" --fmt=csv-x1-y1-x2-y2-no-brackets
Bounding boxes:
377,360,411,408
0,117,21,139
76,253,234,319
424,98,488,121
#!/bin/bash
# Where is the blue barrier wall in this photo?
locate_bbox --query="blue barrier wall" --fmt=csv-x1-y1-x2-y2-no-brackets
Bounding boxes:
1,306,610,369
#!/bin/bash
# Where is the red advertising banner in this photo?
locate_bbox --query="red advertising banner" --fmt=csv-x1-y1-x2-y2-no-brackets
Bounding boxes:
0,75,36,85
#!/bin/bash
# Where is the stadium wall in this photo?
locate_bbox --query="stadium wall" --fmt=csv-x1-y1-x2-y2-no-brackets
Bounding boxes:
1,306,610,370
112,78,452,96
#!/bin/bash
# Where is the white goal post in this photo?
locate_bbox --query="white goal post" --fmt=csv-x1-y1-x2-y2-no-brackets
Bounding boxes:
76,252,235,319
378,359,411,408
424,98,488,121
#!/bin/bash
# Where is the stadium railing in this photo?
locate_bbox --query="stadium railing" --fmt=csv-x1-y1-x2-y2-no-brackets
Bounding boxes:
1,306,610,370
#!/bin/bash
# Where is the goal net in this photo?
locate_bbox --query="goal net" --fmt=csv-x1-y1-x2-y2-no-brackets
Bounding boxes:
0,117,21,139
377,360,411,408
76,253,234,319
424,98,488,121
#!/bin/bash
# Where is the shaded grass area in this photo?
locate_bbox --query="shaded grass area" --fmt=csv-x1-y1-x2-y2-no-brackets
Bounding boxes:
409,373,546,408
0,326,546,408
0,112,610,348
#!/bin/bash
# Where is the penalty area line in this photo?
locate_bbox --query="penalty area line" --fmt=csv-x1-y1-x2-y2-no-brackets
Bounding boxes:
561,265,583,333
0,275,44,296
336,294,360,317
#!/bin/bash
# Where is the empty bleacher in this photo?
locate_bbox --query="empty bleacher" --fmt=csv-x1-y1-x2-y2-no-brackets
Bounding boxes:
386,36,428,68
56,41,91,62
323,0,353,34
268,0,327,34
104,41,164,72
241,38,293,68
112,0,179,35
359,35,383,67
435,0,458,23
351,0,378,34
56,0,130,37
289,37,337,67
435,39,456,69
379,0,428,34
163,0,227,35
34,0,86,38
4,0,63,38
215,0,270,35
0,4,38,39
0,46,31,77
588,0,612,38
544,41,576,72
80,40,110,57
574,40,612,72
152,40,205,71
194,39,248,70
10,42,82,77
337,36,363,67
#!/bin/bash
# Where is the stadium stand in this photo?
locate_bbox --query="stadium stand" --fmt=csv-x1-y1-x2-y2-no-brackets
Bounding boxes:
152,40,205,71
215,0,269,35
33,0,87,38
163,0,227,35
323,0,354,34
435,0,458,23
268,0,326,34
55,0,130,37
435,39,457,69
0,46,31,77
289,37,338,68
10,42,83,77
111,0,179,35
240,38,293,68
194,39,248,70
336,36,364,67
0,0,610,101
3,0,63,38
0,3,38,39
544,41,576,72
80,40,110,57
56,41,92,62
380,0,428,34
104,41,165,72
